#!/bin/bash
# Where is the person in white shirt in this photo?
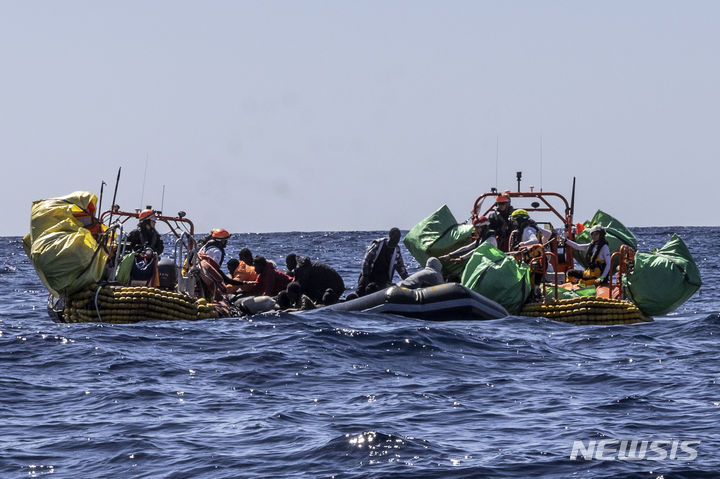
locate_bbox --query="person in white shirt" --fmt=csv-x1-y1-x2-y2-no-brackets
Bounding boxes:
507,209,553,251
564,224,612,285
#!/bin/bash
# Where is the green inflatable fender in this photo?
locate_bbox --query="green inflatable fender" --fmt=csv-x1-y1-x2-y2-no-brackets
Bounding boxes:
461,241,532,315
623,234,701,316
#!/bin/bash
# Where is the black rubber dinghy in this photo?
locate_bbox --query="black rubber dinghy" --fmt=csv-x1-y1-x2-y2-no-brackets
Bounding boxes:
319,283,508,321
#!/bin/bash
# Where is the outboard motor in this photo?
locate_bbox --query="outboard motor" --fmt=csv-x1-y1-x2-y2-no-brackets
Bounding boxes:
157,257,177,290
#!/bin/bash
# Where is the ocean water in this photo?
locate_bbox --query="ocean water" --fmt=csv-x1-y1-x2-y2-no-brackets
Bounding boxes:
1,227,718,478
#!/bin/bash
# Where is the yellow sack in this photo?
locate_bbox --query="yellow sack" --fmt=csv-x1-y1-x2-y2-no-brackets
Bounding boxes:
23,191,108,297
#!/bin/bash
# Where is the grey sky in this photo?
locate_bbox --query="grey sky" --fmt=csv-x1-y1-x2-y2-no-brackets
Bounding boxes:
3,1,718,236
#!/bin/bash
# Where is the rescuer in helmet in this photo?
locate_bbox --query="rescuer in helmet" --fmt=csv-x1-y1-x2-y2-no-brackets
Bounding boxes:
487,194,514,252
127,209,164,255
197,228,231,266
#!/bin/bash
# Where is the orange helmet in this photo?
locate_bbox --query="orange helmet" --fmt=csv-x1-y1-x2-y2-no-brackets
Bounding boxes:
495,195,510,204
211,228,231,239
138,209,157,221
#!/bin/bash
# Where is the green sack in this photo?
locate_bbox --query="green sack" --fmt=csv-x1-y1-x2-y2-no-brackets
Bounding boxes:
461,242,532,314
623,234,701,316
115,251,137,285
573,210,637,268
403,205,474,278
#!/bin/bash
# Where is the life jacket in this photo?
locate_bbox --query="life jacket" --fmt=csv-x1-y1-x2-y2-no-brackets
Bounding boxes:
196,251,227,301
226,261,259,294
198,240,226,267
580,245,608,284
517,243,547,286
585,241,608,271
508,220,539,251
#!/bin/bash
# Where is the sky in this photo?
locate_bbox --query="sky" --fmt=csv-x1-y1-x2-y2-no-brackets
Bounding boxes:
2,1,718,236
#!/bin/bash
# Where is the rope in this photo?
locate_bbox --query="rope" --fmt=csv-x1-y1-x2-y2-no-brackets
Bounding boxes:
94,285,103,322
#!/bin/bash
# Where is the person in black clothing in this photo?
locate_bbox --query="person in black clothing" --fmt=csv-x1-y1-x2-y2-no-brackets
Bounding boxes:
285,253,298,277
293,256,346,303
285,281,316,310
127,209,164,255
356,227,408,296
122,209,164,286
487,194,514,252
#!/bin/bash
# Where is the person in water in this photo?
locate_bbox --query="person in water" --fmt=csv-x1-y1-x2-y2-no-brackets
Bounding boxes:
487,194,514,252
356,227,409,296
397,257,444,289
293,256,345,303
127,209,164,254
564,224,612,285
439,215,497,264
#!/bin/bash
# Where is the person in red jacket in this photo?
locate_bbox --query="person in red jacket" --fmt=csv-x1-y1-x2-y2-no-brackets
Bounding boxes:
245,256,292,296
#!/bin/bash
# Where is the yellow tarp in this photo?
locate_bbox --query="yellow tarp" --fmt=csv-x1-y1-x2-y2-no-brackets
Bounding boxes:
23,191,108,297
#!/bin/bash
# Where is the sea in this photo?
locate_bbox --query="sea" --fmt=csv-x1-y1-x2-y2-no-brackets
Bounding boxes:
1,227,718,478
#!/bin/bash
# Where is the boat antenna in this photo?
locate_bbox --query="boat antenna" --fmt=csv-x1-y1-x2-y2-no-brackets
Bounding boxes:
97,180,107,216
570,176,576,222
540,136,543,192
140,154,148,209
161,184,166,214
107,167,122,228
495,135,499,190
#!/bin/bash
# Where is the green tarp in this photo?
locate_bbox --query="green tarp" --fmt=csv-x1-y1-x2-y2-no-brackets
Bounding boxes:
461,241,532,314
623,234,701,316
544,285,597,301
22,191,108,297
404,205,474,278
573,210,637,268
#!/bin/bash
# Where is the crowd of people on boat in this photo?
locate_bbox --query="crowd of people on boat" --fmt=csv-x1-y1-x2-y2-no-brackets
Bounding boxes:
119,193,611,313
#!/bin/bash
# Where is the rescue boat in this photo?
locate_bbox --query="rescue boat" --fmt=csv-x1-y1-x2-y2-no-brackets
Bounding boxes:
24,191,233,323
402,174,701,324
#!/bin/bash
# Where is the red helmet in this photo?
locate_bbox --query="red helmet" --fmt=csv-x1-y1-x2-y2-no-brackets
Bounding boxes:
473,215,490,227
495,195,510,204
211,228,231,239
138,209,157,221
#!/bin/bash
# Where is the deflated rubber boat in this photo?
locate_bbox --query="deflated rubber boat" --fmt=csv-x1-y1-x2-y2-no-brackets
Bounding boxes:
318,283,509,321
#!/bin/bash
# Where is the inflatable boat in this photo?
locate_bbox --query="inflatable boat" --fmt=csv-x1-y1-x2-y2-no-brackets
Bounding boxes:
402,173,701,320
318,283,509,321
